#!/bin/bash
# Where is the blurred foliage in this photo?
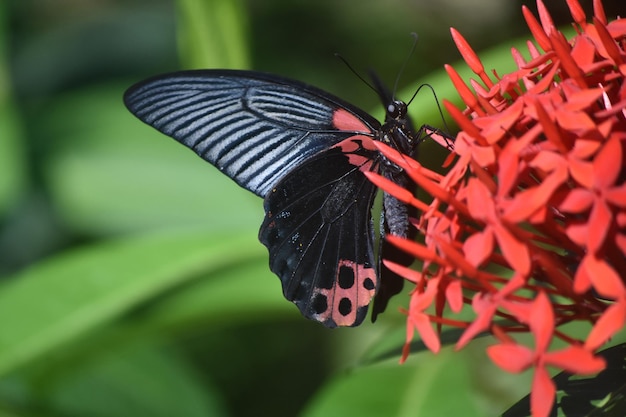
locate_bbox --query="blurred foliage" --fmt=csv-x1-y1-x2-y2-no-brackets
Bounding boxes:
1,0,624,416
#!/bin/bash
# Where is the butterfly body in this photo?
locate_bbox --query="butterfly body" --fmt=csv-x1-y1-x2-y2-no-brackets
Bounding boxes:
124,69,421,327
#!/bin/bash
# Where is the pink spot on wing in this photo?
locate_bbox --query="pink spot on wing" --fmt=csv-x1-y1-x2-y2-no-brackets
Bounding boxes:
312,260,377,327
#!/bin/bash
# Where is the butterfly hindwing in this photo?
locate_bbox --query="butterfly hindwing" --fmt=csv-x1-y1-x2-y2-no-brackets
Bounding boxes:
259,136,380,327
123,70,380,197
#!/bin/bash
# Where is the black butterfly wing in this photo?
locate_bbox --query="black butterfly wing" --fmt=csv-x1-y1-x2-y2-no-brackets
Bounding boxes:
259,137,380,327
123,69,380,197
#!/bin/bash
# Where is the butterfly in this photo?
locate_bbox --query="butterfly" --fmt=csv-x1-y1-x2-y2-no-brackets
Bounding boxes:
124,69,443,328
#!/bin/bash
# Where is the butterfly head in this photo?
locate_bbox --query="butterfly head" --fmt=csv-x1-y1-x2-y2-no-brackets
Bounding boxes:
385,100,408,122
379,98,417,158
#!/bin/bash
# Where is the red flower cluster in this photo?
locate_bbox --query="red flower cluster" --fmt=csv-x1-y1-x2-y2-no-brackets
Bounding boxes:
366,0,625,416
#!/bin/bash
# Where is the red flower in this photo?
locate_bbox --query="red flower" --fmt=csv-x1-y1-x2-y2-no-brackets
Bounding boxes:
367,1,626,416
487,292,606,417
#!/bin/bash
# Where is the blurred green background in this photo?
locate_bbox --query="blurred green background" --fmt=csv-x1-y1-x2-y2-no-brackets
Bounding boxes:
1,1,624,416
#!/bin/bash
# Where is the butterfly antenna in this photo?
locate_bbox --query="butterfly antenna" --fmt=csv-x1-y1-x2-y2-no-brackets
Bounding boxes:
392,32,420,101
407,83,453,134
334,53,378,96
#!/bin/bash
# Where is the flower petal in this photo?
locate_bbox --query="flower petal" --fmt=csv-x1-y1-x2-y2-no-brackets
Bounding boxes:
463,230,494,268
562,87,603,111
585,300,626,350
593,136,622,189
364,171,414,204
505,166,568,222
569,158,594,189
385,235,442,264
558,188,594,213
606,185,626,208
583,254,625,298
487,343,534,373
573,255,592,293
555,109,596,133
587,198,612,253
466,178,494,221
565,220,588,247
410,312,441,354
446,279,464,313
531,366,556,417
383,260,423,284
493,223,532,276
529,292,554,353
457,294,495,348
543,346,606,373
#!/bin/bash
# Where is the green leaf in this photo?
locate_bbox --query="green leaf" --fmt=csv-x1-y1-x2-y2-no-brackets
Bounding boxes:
0,103,26,217
0,4,27,216
135,257,295,333
176,0,250,69
0,230,264,377
302,339,532,417
301,349,484,417
5,342,227,417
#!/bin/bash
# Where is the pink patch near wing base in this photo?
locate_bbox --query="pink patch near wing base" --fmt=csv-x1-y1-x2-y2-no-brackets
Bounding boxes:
332,108,372,132
332,108,378,169
334,137,377,171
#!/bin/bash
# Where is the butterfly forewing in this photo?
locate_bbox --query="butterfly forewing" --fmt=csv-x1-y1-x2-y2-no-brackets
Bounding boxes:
123,70,380,197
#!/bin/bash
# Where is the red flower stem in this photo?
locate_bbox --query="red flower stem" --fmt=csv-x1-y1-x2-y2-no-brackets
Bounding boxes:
491,325,517,343
534,99,571,153
566,0,587,29
445,65,482,114
450,28,494,89
444,100,489,145
475,92,500,115
593,0,607,24
532,218,587,255
553,36,588,87
594,18,624,66
552,328,585,345
435,238,500,293
408,168,473,218
426,314,470,328
537,0,557,34
522,5,552,52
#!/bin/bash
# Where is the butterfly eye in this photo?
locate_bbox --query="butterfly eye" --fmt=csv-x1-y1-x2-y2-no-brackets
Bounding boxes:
387,100,407,119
